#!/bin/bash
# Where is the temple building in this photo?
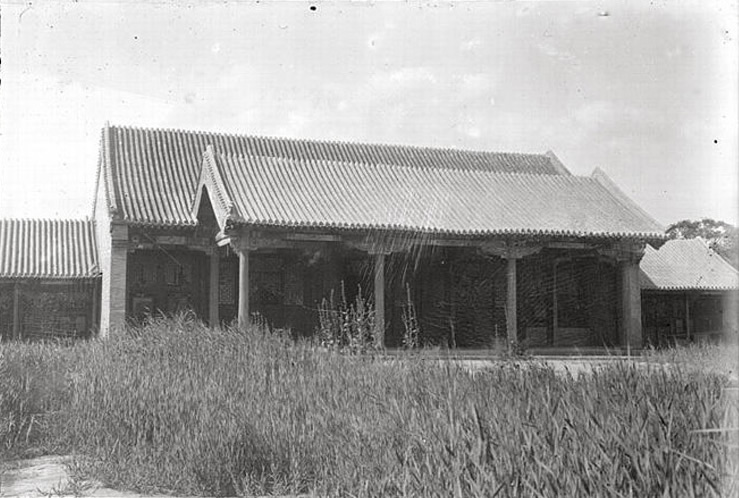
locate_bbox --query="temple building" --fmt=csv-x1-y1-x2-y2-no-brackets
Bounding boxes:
84,124,666,349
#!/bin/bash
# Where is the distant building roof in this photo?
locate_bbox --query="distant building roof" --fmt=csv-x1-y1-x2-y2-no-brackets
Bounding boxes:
0,219,100,279
96,123,665,241
196,148,665,239
640,238,739,291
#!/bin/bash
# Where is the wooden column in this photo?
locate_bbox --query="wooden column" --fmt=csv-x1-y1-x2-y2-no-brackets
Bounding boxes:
551,261,558,346
506,257,517,346
12,283,21,340
684,293,691,341
209,249,220,327
373,252,386,347
620,258,643,351
480,241,542,352
237,247,250,329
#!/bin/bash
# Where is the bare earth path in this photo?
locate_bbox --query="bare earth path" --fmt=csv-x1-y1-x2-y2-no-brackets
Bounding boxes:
0,456,151,498
0,457,308,497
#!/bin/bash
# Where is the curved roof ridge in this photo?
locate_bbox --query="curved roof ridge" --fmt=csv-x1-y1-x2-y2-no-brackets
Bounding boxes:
0,217,93,223
109,122,554,162
213,147,581,178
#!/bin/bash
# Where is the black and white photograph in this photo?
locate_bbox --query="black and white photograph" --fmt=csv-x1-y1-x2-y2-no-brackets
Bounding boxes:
0,0,737,496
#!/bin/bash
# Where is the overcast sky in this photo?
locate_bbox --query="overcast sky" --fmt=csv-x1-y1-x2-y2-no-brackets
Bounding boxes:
0,0,736,226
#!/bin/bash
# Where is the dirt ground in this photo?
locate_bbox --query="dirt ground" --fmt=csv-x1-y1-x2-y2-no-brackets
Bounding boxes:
0,455,146,497
0,456,310,497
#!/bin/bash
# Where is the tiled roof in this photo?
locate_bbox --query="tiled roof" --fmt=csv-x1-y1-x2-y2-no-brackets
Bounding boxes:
0,219,100,279
98,125,565,227
640,238,739,291
199,148,665,240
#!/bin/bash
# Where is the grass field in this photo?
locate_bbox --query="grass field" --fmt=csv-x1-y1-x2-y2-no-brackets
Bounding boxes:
1,316,737,497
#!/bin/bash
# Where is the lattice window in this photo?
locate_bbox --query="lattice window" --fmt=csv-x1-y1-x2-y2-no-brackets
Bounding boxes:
165,262,181,286
219,260,236,305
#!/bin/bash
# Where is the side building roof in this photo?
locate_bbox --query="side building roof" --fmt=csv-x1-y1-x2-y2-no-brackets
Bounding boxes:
640,238,739,291
0,219,100,280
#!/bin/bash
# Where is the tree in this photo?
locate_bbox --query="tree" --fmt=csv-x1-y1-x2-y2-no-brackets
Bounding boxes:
666,218,738,268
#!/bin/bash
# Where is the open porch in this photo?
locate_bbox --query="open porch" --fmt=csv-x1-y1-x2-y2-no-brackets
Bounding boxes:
115,224,646,350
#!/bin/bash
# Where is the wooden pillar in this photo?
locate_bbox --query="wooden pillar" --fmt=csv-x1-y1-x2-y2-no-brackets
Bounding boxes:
373,252,386,347
506,257,517,346
12,283,21,340
480,241,541,352
684,293,691,341
551,261,558,346
620,258,643,351
209,249,220,327
237,247,250,329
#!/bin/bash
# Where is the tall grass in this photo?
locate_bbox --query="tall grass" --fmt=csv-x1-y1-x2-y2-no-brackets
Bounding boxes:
0,317,735,496
0,340,77,456
317,284,378,353
644,341,738,378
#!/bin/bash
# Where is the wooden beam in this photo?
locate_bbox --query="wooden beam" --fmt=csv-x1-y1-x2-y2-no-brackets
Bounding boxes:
285,233,342,242
374,252,386,347
228,231,294,250
506,257,517,348
481,240,542,260
546,241,592,250
427,239,477,247
209,250,220,327
237,248,250,329
597,240,646,263
346,237,405,255
12,283,21,340
153,235,188,245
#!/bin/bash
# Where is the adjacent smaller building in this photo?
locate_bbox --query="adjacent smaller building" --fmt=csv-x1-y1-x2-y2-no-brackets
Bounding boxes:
640,238,739,346
0,219,101,340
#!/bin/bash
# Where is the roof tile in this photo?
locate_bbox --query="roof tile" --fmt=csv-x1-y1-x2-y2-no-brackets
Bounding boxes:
640,238,739,291
206,151,665,239
0,219,100,279
102,125,563,226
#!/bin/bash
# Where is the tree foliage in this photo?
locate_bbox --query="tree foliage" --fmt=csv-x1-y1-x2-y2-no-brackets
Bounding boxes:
666,218,738,268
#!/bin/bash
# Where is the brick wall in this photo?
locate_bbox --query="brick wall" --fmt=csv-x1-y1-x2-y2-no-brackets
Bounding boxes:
108,237,128,333
93,170,114,336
